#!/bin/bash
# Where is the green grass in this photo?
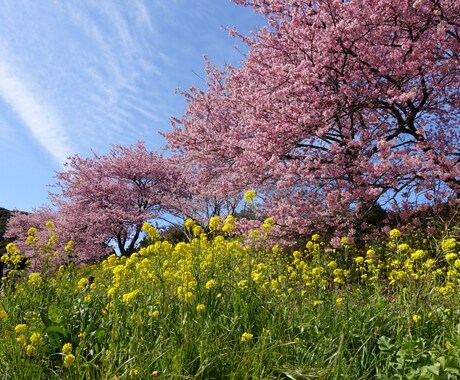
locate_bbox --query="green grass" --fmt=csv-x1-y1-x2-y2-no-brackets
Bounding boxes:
1,222,460,379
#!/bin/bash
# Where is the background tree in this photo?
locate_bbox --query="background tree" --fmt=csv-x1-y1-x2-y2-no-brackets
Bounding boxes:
50,142,184,257
166,0,460,237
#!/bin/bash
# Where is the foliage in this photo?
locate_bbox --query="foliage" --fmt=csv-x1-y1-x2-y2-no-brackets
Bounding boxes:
166,0,460,237
1,219,460,378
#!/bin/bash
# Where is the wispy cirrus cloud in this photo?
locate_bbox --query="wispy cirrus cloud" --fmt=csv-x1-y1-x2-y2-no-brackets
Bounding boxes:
0,0,263,159
0,59,72,164
0,0,265,211
0,0,171,158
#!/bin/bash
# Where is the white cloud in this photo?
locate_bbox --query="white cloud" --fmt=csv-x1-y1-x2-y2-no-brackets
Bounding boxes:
0,59,72,165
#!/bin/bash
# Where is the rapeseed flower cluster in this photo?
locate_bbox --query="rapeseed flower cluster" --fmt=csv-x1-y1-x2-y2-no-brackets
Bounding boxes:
241,332,253,342
1,243,26,268
12,324,44,358
15,324,27,333
77,277,90,290
244,190,257,204
4,214,460,375
62,343,75,367
28,272,43,286
122,289,140,304
441,237,457,252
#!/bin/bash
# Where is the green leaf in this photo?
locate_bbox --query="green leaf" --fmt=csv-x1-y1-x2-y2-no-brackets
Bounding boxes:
424,363,440,376
39,309,54,327
378,336,395,352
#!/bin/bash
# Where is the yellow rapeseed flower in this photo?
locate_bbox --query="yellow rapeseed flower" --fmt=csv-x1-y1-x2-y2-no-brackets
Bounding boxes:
241,332,253,342
441,237,457,252
261,217,275,231
184,291,195,302
446,253,458,262
389,229,401,240
208,216,222,231
3,243,26,266
122,289,140,304
0,310,7,320
129,368,139,376
354,256,364,264
15,324,27,333
412,314,421,323
77,277,90,290
62,343,73,355
151,310,159,318
142,222,159,240
63,353,75,367
184,219,195,231
336,297,344,305
25,344,36,357
64,240,74,252
222,215,238,233
311,234,321,242
196,304,206,313
45,221,55,230
333,268,343,277
237,280,248,290
411,250,425,260
306,241,315,251
244,190,257,203
205,279,216,289
311,267,323,277
27,227,37,236
28,272,43,285
423,259,436,269
29,332,42,344
193,225,203,237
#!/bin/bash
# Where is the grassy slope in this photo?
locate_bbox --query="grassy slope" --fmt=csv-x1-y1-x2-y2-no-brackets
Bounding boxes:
0,222,460,379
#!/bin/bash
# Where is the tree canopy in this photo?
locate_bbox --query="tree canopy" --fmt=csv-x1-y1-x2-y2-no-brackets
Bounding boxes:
166,0,460,236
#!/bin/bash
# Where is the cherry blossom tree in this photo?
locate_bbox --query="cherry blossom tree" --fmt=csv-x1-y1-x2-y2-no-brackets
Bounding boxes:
50,142,184,257
166,0,460,236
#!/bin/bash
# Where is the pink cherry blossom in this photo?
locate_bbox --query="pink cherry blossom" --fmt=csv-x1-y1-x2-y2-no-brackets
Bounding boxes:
166,0,460,237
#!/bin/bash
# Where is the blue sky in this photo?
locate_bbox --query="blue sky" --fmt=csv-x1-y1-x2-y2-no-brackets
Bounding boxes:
0,0,264,212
